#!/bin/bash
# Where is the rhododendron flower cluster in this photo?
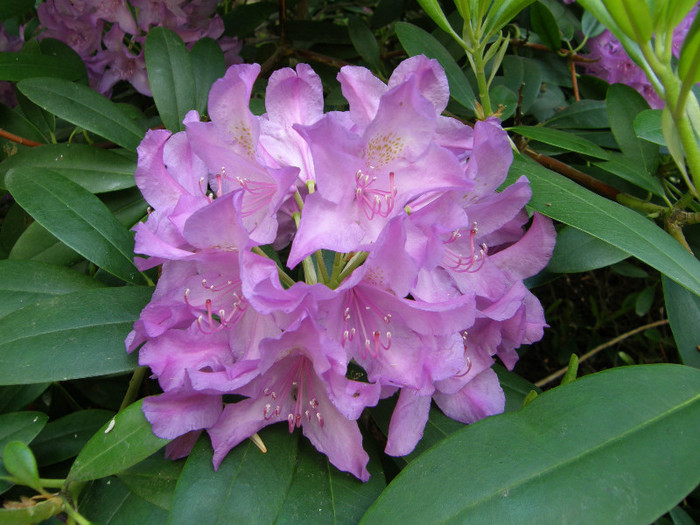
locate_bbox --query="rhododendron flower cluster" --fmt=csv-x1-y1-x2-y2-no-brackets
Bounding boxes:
127,56,556,481
35,0,241,96
582,5,698,108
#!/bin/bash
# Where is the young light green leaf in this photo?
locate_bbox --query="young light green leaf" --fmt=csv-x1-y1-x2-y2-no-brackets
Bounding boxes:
663,276,700,369
484,0,537,38
190,37,226,116
530,2,561,51
510,155,700,297
0,260,104,320
0,144,137,193
0,497,63,525
679,13,700,95
547,226,628,273
145,27,196,132
3,441,41,492
68,399,170,482
361,364,700,524
395,22,476,111
6,168,143,284
581,10,606,38
602,0,653,42
415,0,464,44
511,126,609,159
0,287,152,385
17,77,145,150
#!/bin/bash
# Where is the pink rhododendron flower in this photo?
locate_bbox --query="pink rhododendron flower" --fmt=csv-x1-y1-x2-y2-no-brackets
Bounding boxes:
128,56,555,480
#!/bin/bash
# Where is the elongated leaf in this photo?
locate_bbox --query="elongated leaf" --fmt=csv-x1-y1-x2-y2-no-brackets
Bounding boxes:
511,125,609,159
0,384,50,414
633,109,665,145
0,0,34,20
69,400,169,482
484,0,537,37
0,497,63,525
502,56,542,115
679,9,700,89
663,276,700,368
361,364,700,524
548,226,628,273
7,168,143,284
593,153,665,197
395,22,476,110
530,2,561,51
32,410,114,467
79,477,167,525
0,287,152,385
415,0,463,43
607,83,659,174
116,453,184,511
0,260,104,320
510,155,700,297
17,77,145,150
3,441,41,491
349,17,384,74
190,38,226,116
145,27,196,132
0,52,85,82
170,426,385,525
0,144,136,193
0,412,48,494
545,99,609,129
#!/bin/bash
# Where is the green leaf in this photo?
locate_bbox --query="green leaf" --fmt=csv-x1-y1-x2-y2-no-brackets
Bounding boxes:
544,100,609,129
510,155,700,297
0,105,47,144
395,22,476,111
501,56,542,114
0,52,85,82
31,410,114,467
415,0,464,44
0,412,48,494
530,2,561,51
635,285,655,316
602,0,653,42
547,225,628,273
0,260,104,320
17,77,145,150
593,153,665,197
16,91,54,142
511,126,610,159
116,453,184,511
0,144,137,193
0,287,152,385
3,441,41,491
349,17,384,74
0,384,50,414
607,83,660,175
0,497,63,525
661,106,690,185
221,2,278,38
633,109,665,145
169,426,385,525
360,364,700,524
189,38,226,116
679,14,700,100
484,0,537,38
79,477,168,525
0,0,34,20
6,168,143,284
145,27,196,132
663,276,700,369
69,399,170,482
581,10,606,38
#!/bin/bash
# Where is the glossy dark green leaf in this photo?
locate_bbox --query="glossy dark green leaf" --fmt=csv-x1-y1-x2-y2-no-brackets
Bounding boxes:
79,477,168,525
69,400,169,482
545,99,608,129
15,91,54,142
0,384,50,414
633,109,665,145
547,226,628,273
489,84,518,120
0,260,104,320
190,38,226,116
510,155,700,297
0,53,85,82
145,27,196,132
222,2,278,38
0,0,34,20
511,126,609,159
349,17,383,74
663,276,700,368
17,77,145,150
116,452,184,511
0,144,137,193
170,425,384,525
0,287,151,385
501,56,542,114
361,364,700,524
37,38,89,85
607,83,659,175
6,168,143,284
0,412,48,494
0,105,46,144
0,497,63,525
593,154,665,197
3,441,41,491
31,410,114,467
530,2,561,51
395,22,476,111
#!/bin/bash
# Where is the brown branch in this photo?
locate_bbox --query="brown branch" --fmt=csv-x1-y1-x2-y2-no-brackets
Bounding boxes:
510,39,598,63
0,128,43,147
534,319,670,388
523,147,621,200
568,58,580,102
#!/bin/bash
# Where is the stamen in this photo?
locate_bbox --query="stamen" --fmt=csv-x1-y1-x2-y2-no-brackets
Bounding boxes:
442,224,488,273
354,170,397,220
342,289,393,359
